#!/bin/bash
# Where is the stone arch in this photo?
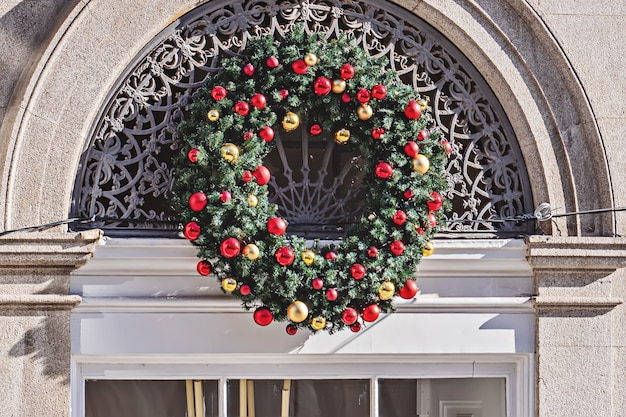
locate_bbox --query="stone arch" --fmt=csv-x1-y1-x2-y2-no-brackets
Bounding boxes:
0,0,611,237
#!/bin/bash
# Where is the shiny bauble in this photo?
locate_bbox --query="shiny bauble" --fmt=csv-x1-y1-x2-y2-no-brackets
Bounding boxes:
418,98,429,111
332,79,346,94
422,241,434,257
412,154,430,174
441,139,452,156
371,84,387,100
292,59,308,75
325,251,337,261
367,246,378,258
239,284,251,296
211,86,227,100
428,191,443,212
266,56,279,68
183,221,201,241
247,194,258,207
304,53,318,66
314,76,332,96
253,307,273,326
309,124,322,136
427,213,437,229
399,279,419,299
371,128,385,139
362,304,380,322
287,301,309,323
187,148,199,163
404,189,414,199
234,101,250,116
282,112,300,131
221,277,237,292
341,93,351,103
378,281,395,300
279,89,289,99
350,263,366,280
275,246,295,266
253,165,271,185
356,88,370,103
251,93,267,109
342,308,358,325
196,260,211,276
340,63,355,80
207,109,220,122
242,170,253,183
243,131,253,141
267,217,287,236
404,100,421,120
221,143,240,163
219,190,231,203
390,240,405,256
393,210,407,226
302,249,316,266
220,238,241,258
243,63,255,76
326,288,338,301
311,316,327,331
189,191,207,211
404,141,420,158
334,128,350,144
417,129,429,141
357,104,373,120
350,322,361,332
312,278,324,290
375,161,393,179
286,324,298,335
259,126,274,142
415,225,425,236
243,243,260,260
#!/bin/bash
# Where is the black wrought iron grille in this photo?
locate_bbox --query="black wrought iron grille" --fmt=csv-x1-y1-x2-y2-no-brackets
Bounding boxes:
71,0,534,238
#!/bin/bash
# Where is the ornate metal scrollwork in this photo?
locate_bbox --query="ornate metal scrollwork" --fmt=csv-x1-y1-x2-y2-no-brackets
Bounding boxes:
72,0,533,237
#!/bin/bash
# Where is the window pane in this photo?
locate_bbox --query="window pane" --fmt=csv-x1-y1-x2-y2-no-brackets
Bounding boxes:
227,379,370,417
85,379,218,417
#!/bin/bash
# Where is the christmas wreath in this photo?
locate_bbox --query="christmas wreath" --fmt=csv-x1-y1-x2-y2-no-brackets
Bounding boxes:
173,26,450,334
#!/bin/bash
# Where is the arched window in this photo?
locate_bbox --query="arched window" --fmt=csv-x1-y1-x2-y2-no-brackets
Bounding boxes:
71,0,533,238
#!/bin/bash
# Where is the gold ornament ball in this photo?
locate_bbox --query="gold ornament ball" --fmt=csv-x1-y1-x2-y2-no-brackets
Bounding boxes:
378,280,395,300
413,154,430,174
287,301,309,323
221,143,240,163
418,98,429,112
207,109,220,122
311,316,327,331
282,112,300,131
357,104,373,120
247,194,258,207
302,249,316,266
243,243,260,260
422,241,435,257
332,79,346,94
221,277,237,292
304,53,318,66
334,128,350,144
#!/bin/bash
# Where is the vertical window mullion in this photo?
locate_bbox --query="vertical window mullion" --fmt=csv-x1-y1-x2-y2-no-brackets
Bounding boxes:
371,376,379,417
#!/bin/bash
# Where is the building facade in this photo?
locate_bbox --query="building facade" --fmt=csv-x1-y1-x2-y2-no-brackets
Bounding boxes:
1,0,625,416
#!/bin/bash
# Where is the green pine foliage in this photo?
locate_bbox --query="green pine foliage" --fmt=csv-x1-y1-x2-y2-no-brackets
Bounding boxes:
174,24,449,333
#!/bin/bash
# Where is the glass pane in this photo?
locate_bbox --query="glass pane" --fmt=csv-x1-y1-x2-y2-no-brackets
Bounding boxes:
379,378,506,417
85,379,218,417
227,379,370,417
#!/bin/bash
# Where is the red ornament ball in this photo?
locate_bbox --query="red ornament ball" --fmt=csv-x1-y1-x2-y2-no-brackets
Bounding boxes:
314,76,332,96
279,89,289,99
375,162,393,179
350,263,366,280
266,56,279,68
404,189,414,199
350,322,362,332
371,84,387,100
404,100,421,120
239,284,251,296
393,210,407,226
309,124,322,136
341,93,351,103
253,307,273,326
220,238,241,258
183,221,201,241
196,260,211,276
399,280,419,299
441,139,452,156
427,213,437,229
372,128,385,139
234,101,250,116
356,88,371,103
404,141,420,158
242,170,253,183
253,165,271,185
243,63,255,76
326,288,338,301
211,86,227,100
325,251,337,261
189,191,207,211
417,129,429,141
243,131,254,141
275,246,295,266
219,190,232,203
340,63,355,80
292,59,308,75
312,278,324,290
362,304,380,322
251,93,267,109
390,240,405,256
342,308,358,325
428,191,443,212
267,217,287,236
259,126,274,142
286,324,298,335
367,246,378,258
187,148,199,163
